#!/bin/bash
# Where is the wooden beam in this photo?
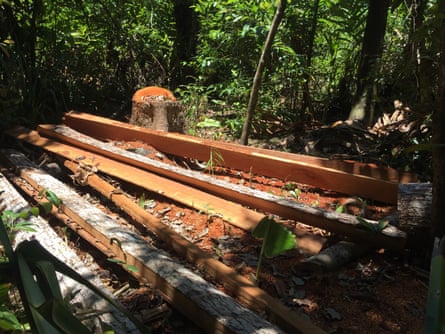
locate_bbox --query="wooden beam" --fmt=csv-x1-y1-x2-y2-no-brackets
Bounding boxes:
1,150,293,334
60,159,324,334
5,127,264,231
63,111,417,204
34,124,406,250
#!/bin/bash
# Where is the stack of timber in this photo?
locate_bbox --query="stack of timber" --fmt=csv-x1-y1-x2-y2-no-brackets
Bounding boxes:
1,111,430,333
0,150,296,334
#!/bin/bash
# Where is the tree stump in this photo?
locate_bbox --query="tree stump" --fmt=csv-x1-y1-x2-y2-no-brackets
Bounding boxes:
130,98,184,133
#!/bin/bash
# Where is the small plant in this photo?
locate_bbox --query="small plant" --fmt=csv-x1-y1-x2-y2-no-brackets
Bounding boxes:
108,238,138,273
138,193,155,209
251,217,296,284
335,204,345,213
357,216,388,233
289,188,301,200
204,148,224,175
1,209,38,243
281,182,301,199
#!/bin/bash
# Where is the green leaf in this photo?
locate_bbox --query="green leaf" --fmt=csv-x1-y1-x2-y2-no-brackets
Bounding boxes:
18,210,30,220
335,205,344,213
30,206,40,216
138,193,146,208
0,284,10,303
0,305,22,330
196,118,221,128
252,217,296,257
43,190,63,208
107,258,139,273
357,216,387,233
40,202,53,214
15,240,149,333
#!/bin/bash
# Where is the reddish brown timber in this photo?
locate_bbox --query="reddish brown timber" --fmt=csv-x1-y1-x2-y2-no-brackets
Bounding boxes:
2,150,293,334
63,111,417,204
35,124,406,250
9,125,324,253
61,159,325,334
6,127,264,231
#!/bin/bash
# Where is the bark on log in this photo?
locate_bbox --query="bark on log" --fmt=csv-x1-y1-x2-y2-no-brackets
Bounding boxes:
302,241,369,271
398,182,432,246
0,169,140,333
1,149,287,334
130,100,184,133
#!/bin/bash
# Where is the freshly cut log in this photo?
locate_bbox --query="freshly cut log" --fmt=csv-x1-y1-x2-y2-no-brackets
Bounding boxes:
63,112,418,204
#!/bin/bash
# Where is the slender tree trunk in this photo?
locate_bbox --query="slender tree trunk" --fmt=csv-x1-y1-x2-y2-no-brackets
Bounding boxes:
396,0,430,107
301,0,320,120
349,0,389,124
171,0,199,88
240,0,287,145
432,0,445,239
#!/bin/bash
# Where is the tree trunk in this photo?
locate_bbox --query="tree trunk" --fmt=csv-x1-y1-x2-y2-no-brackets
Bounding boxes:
240,0,287,145
349,0,389,124
395,0,430,107
170,0,199,88
432,0,445,239
301,0,320,120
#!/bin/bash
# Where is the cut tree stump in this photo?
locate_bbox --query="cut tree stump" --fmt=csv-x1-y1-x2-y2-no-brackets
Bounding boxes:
130,99,184,133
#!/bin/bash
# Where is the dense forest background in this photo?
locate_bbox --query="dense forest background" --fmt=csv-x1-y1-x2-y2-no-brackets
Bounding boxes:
0,0,445,242
0,0,440,129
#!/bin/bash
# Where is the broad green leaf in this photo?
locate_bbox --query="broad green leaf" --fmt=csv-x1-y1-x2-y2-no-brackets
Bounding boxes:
0,284,10,302
36,299,90,333
15,240,149,333
0,305,22,330
252,217,296,257
14,221,36,233
18,210,30,220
